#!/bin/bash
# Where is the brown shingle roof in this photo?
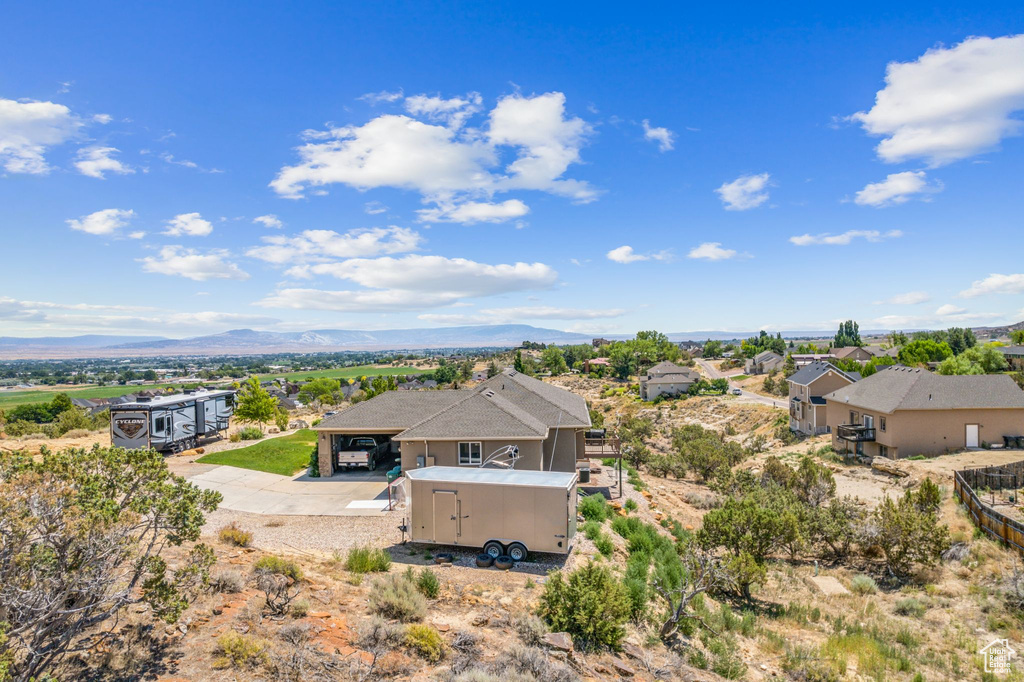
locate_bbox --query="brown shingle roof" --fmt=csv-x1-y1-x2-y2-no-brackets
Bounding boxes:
395,390,548,440
316,391,469,431
824,366,1024,413
475,369,590,427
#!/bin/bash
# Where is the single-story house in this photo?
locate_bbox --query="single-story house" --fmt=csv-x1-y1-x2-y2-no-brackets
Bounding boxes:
831,346,874,363
791,353,835,367
314,369,591,476
998,345,1024,370
583,357,610,373
639,361,701,401
824,367,1024,458
788,361,859,435
744,350,784,375
472,370,489,382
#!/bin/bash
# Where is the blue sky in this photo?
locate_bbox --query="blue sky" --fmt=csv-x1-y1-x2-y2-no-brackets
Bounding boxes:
2,2,1024,338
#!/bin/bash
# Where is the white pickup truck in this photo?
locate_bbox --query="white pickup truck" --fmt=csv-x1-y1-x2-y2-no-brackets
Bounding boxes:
335,436,387,470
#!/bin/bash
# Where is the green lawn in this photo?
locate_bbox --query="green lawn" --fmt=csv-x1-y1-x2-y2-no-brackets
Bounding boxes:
255,365,429,382
0,382,201,410
196,429,317,476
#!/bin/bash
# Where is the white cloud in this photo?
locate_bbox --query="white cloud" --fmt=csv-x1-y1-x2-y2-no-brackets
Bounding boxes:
246,226,422,265
687,242,738,261
163,212,213,237
358,89,404,104
641,119,675,152
960,273,1024,298
271,91,596,208
257,255,557,313
139,246,249,281
128,231,146,239
253,214,283,229
159,152,223,173
789,229,902,246
417,199,529,224
364,201,388,215
715,173,771,210
0,97,83,173
873,291,930,305
74,145,134,179
418,306,626,325
92,113,112,124
853,171,942,207
851,35,1024,165
935,303,966,316
66,208,135,236
404,92,482,129
606,245,671,264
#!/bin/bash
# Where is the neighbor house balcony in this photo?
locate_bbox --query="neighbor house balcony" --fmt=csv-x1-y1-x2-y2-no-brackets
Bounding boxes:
836,424,876,442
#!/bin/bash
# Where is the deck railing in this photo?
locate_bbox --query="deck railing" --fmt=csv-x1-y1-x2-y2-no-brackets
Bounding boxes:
836,424,876,442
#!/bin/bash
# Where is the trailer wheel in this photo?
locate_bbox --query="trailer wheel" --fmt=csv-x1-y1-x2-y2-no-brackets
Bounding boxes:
506,542,528,562
475,554,494,568
482,541,504,558
494,555,514,571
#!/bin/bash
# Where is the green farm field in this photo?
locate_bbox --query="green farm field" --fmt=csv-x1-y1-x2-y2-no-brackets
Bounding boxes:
0,364,430,411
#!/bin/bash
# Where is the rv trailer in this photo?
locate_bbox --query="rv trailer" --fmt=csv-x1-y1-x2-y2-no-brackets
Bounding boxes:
110,388,235,452
402,466,577,559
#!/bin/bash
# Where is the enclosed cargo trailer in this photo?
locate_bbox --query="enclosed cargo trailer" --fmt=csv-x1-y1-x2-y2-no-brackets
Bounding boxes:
110,388,235,452
402,467,577,559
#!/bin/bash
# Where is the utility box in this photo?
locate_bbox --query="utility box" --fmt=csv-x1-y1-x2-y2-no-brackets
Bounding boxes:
402,466,577,556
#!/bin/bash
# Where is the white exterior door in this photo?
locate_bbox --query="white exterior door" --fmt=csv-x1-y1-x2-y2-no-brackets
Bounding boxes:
966,424,980,448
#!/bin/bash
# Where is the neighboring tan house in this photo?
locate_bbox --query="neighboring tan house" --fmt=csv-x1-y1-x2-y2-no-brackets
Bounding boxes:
639,361,701,401
788,361,860,435
998,345,1024,370
745,350,784,375
791,353,836,367
583,357,610,373
824,367,1024,458
314,368,591,476
831,346,874,363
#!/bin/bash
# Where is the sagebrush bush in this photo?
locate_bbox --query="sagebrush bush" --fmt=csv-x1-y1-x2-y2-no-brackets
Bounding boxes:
218,524,252,547
594,534,614,557
537,560,630,649
238,426,264,440
345,546,392,573
254,555,302,581
210,569,245,593
358,616,406,653
290,599,310,617
405,624,445,662
213,631,269,669
578,493,609,522
894,597,926,618
369,572,427,622
512,613,547,646
417,568,440,598
624,498,638,512
849,575,878,595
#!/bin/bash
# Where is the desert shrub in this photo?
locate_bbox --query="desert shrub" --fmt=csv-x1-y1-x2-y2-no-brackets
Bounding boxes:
582,520,602,541
229,432,241,443
358,616,405,653
345,546,392,573
537,560,630,649
253,555,302,582
894,597,926,618
624,498,638,512
849,575,878,595
578,493,609,522
213,631,269,669
684,491,720,509
369,572,427,622
417,568,440,598
864,482,950,578
405,623,445,662
512,613,547,646
498,645,579,682
238,426,264,440
275,408,290,432
290,599,310,617
210,569,245,593
218,524,252,547
594,534,614,557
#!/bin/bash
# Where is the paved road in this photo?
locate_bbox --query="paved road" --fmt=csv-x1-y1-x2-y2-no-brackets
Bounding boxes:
694,358,785,409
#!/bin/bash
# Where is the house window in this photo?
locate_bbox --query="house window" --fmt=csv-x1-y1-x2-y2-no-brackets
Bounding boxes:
458,442,482,465
879,445,889,458
154,416,167,433
849,411,859,425
880,417,886,432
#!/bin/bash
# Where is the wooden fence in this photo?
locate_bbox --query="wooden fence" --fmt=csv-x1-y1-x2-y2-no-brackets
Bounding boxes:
954,460,1024,556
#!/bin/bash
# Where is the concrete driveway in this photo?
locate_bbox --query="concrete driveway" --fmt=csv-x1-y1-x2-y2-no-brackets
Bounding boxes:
695,358,785,408
188,465,392,516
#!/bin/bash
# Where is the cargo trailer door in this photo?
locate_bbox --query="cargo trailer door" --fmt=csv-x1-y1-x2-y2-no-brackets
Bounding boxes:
432,491,459,544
